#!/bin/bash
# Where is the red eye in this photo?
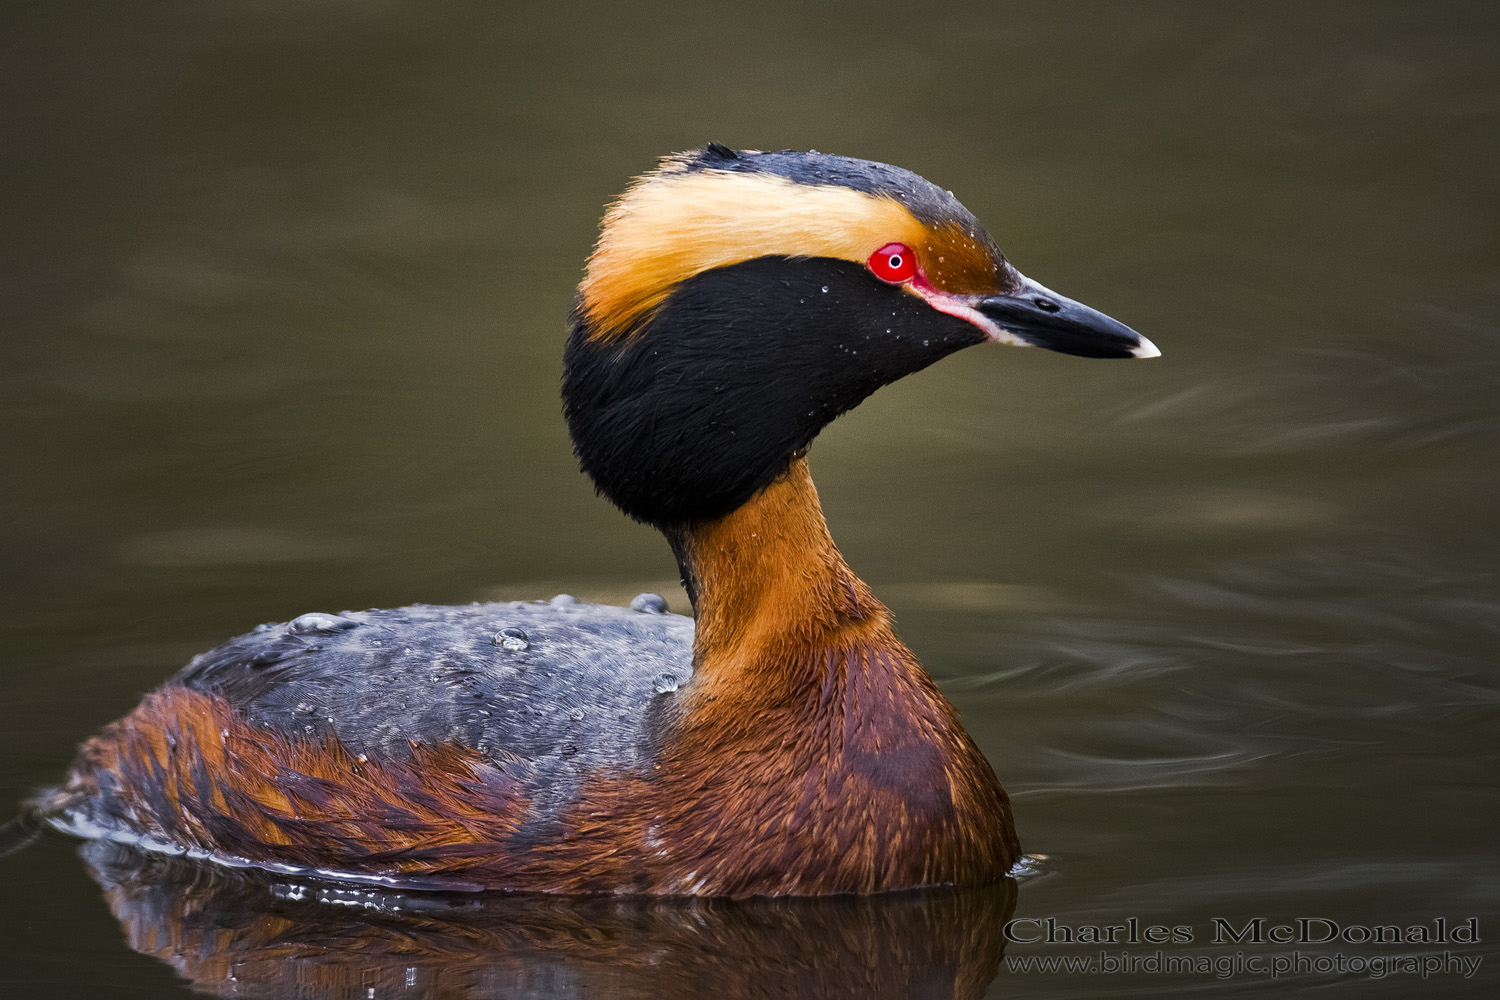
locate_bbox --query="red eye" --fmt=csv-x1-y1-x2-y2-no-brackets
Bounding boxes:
868,243,919,284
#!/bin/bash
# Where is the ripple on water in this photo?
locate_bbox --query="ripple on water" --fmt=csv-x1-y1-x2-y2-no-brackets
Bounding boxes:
941,545,1500,805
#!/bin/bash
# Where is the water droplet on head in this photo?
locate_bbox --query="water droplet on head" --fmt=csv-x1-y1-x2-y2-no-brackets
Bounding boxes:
550,594,578,607
652,672,681,694
821,286,829,293
494,627,530,652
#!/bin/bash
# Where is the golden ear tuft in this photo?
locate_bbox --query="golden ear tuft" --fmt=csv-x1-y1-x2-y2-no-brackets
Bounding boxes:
578,157,1007,341
579,167,924,340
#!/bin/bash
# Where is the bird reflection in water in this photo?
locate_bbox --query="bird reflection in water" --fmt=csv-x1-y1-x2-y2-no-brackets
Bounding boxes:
80,840,1018,999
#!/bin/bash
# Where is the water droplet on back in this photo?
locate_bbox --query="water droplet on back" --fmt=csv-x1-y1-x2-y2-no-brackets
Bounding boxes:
288,612,354,634
653,672,681,694
631,592,668,614
494,627,530,652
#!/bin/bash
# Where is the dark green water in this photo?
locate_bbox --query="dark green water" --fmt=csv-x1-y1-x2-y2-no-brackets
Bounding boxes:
3,2,1497,996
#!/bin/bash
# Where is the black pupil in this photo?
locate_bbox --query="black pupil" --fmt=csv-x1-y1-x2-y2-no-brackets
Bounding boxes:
889,255,901,268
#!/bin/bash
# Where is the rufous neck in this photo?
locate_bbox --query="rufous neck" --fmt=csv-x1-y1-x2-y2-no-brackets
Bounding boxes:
669,457,890,705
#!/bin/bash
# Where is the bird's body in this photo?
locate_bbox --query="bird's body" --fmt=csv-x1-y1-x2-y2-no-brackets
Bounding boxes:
49,465,1017,896
37,145,1156,896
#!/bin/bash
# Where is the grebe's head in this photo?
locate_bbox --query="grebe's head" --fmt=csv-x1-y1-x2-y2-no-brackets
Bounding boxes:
563,144,1158,526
